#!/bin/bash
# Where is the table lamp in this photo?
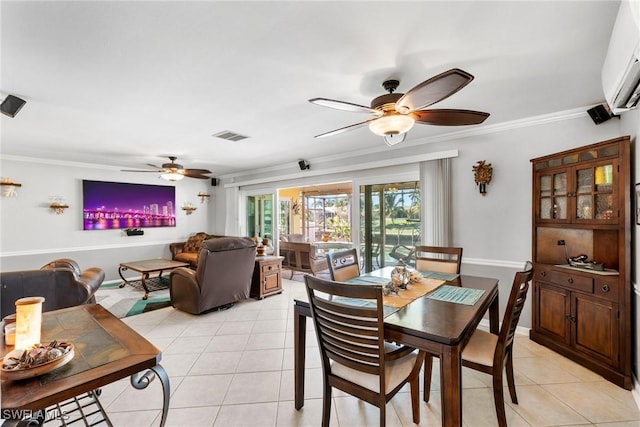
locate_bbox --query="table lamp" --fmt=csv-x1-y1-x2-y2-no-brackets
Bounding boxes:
14,296,45,350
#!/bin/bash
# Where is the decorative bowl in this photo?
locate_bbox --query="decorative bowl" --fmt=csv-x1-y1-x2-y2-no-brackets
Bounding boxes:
1,342,74,381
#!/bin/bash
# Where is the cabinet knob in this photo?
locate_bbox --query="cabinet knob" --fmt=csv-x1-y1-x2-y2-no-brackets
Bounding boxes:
601,284,611,293
540,271,546,277
567,277,574,284
565,314,576,322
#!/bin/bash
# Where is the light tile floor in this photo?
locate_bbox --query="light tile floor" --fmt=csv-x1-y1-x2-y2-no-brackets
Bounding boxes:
95,279,640,426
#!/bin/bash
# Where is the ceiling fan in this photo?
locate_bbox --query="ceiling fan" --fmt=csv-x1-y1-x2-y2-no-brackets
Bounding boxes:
121,156,212,181
309,68,490,146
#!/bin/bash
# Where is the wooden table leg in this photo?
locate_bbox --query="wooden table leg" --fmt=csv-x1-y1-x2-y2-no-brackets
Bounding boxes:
439,346,463,427
294,304,307,410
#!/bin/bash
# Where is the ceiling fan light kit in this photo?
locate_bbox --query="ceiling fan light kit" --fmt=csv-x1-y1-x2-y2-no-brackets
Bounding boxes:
368,113,415,136
161,172,185,181
310,68,489,146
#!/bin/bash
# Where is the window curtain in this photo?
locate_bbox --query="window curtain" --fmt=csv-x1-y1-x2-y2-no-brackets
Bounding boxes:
419,158,452,246
224,187,240,236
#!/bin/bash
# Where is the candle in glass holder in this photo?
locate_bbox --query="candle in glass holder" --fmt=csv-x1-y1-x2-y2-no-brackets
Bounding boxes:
14,297,45,350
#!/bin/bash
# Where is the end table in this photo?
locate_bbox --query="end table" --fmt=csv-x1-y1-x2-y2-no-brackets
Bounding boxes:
251,255,284,299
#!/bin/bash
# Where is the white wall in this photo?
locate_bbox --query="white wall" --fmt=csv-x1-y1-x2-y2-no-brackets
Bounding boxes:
0,157,214,280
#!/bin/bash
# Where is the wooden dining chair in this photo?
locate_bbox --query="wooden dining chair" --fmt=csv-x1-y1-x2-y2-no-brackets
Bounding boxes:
414,245,463,274
424,261,534,427
326,248,360,282
304,275,425,427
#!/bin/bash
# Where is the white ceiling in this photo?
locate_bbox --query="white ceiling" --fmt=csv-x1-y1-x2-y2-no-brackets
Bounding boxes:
0,1,621,177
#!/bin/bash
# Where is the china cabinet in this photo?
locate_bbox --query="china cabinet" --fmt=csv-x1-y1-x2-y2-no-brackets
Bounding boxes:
530,136,631,389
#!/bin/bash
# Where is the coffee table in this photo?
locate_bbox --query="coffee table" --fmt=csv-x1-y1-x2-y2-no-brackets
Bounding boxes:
119,258,189,300
1,304,170,426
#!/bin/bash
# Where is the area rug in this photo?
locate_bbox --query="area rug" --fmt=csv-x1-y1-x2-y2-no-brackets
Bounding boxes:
94,280,172,319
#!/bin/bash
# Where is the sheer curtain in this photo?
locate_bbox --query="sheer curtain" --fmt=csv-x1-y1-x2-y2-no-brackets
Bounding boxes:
419,158,452,246
224,187,240,236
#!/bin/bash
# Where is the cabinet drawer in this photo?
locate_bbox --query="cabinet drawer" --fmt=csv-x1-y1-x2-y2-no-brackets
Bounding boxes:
538,269,593,293
594,278,619,302
261,263,280,273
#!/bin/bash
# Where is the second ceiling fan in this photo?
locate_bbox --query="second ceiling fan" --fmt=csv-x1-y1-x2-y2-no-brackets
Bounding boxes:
121,156,212,181
309,68,490,146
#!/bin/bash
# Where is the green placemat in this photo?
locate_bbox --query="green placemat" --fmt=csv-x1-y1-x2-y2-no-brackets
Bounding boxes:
426,285,484,305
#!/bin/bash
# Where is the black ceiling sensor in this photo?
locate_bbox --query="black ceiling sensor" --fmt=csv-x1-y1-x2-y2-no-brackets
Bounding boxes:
587,104,614,124
1,95,26,118
298,160,310,170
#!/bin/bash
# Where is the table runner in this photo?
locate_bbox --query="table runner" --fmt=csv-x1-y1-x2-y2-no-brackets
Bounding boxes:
345,275,446,310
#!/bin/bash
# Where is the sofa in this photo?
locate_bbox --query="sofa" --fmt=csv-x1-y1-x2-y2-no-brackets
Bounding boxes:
0,258,105,318
279,241,329,278
170,232,227,268
169,237,257,314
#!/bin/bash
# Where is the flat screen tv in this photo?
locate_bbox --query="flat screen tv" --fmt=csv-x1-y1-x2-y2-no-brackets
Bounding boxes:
82,180,176,230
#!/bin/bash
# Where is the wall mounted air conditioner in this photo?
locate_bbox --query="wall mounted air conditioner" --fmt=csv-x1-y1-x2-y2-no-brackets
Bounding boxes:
602,1,640,115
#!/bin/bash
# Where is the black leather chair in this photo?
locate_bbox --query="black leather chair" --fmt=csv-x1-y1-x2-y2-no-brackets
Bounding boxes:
1,258,105,319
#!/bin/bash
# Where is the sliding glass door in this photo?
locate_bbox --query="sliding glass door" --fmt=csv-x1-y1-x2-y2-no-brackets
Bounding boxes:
246,194,273,239
360,182,420,272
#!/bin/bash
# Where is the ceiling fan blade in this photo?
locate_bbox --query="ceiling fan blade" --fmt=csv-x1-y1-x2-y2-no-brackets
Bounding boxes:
314,119,375,138
184,168,212,175
309,98,381,115
146,163,163,169
411,109,490,126
183,174,211,179
396,69,474,112
120,169,163,173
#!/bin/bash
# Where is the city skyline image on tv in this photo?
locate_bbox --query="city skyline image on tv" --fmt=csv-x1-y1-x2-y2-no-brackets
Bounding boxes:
82,180,176,230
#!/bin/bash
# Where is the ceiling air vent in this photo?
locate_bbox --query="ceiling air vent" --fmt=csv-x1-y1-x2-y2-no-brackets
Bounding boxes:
212,130,249,142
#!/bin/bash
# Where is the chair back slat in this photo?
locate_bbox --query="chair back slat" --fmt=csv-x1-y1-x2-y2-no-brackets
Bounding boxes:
305,275,385,378
414,246,463,274
327,248,360,282
315,313,380,339
499,262,534,352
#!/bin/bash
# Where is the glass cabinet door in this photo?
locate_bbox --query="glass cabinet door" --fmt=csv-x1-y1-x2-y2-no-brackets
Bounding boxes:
539,172,567,220
574,161,616,222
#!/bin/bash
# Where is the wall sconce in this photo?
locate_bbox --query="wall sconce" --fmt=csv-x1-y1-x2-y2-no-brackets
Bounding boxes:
182,202,197,215
1,177,22,197
198,192,211,203
472,160,493,196
15,296,45,350
49,196,69,214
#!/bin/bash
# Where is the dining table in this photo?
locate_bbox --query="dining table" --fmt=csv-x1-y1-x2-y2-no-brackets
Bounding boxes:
293,266,500,427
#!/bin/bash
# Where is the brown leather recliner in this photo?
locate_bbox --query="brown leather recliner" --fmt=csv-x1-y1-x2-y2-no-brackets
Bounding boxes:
0,258,105,318
169,237,257,314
